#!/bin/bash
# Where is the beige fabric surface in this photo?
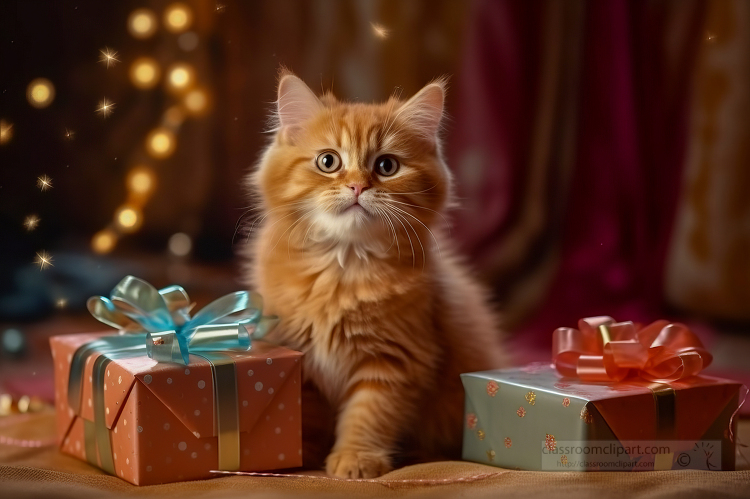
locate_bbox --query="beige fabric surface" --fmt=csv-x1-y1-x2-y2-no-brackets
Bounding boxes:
1,411,749,498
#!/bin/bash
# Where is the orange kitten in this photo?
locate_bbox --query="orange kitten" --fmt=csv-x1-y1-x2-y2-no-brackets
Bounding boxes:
242,70,506,478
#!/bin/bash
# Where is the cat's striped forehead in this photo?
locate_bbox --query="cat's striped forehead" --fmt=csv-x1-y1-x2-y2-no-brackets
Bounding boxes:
313,101,423,166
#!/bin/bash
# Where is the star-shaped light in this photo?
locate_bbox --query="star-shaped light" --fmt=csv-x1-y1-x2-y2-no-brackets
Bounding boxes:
0,119,13,145
34,251,54,271
64,128,75,140
215,2,226,12
98,47,120,68
55,298,68,309
96,98,115,118
37,175,53,191
24,215,40,231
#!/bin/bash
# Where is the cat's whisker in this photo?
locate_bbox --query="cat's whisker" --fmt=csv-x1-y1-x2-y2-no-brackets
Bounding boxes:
234,203,283,242
380,198,451,230
388,207,425,270
375,207,399,260
380,97,401,145
384,202,441,260
383,205,416,269
286,212,316,260
389,184,439,196
268,209,313,255
381,207,402,262
373,207,397,256
380,209,398,255
251,206,307,245
301,217,318,252
243,201,308,238
400,214,427,269
232,209,256,243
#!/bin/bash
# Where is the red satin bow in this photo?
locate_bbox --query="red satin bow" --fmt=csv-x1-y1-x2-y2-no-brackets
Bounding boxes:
552,316,713,382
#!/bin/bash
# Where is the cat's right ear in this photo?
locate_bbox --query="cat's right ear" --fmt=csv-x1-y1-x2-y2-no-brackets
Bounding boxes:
276,73,322,141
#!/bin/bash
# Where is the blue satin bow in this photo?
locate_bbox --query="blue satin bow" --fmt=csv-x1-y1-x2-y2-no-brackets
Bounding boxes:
87,276,278,365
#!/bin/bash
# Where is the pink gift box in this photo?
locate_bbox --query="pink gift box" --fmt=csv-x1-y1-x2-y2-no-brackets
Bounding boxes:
51,332,303,485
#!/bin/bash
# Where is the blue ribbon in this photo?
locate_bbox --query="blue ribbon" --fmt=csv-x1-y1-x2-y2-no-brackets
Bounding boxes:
87,276,279,365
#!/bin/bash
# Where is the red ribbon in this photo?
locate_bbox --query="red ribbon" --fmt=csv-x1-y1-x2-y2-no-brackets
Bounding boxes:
552,316,713,382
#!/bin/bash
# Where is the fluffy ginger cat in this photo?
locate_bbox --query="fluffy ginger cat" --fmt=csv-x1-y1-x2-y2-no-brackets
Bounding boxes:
243,70,506,478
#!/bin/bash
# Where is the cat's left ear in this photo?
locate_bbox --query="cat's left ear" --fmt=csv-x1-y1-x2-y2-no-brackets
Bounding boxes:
398,78,447,140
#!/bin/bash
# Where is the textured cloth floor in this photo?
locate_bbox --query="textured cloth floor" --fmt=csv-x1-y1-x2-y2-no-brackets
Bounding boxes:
1,411,749,498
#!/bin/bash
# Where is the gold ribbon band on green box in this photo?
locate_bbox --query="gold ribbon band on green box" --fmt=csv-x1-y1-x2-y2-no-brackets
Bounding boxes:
67,276,279,474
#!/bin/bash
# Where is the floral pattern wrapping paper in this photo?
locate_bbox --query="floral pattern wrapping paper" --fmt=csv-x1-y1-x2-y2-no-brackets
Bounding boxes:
461,364,741,471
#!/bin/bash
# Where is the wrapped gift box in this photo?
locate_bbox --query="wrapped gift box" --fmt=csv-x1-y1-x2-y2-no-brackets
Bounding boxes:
51,332,302,485
461,364,742,471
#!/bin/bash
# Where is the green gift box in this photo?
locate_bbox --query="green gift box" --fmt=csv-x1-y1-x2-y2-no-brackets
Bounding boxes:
461,364,742,471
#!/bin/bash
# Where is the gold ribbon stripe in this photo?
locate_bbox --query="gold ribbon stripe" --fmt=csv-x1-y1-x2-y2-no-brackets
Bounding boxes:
194,352,241,471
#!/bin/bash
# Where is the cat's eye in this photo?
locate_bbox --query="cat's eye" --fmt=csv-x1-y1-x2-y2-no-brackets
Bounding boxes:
315,151,342,173
374,155,399,177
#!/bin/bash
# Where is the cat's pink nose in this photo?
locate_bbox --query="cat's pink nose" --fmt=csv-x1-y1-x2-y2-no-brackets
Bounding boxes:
348,183,369,197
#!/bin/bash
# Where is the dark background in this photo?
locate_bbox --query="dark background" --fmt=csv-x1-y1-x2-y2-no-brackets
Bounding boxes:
1,0,749,399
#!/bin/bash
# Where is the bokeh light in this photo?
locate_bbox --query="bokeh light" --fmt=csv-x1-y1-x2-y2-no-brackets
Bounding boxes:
128,9,157,39
163,106,185,127
164,3,193,33
168,232,193,257
129,57,160,89
91,229,117,254
146,128,176,159
26,78,55,109
184,88,209,114
127,166,156,196
115,206,143,233
167,63,194,92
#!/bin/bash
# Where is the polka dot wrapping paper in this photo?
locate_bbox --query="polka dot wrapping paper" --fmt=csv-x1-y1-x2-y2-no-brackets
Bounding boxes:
50,332,303,485
460,364,742,472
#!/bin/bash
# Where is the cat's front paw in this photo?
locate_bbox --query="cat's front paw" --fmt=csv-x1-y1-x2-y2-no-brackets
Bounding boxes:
325,449,392,479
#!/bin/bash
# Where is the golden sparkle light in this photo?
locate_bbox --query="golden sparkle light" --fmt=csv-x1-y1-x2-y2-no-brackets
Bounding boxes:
55,298,68,309
34,251,54,271
115,206,143,233
128,9,157,39
24,215,40,231
146,128,176,158
164,3,193,33
167,63,194,92
96,98,115,118
127,166,156,196
184,88,208,114
27,78,55,109
371,22,390,40
91,229,117,254
129,57,160,89
64,128,75,140
37,175,53,191
0,119,12,145
98,47,120,68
